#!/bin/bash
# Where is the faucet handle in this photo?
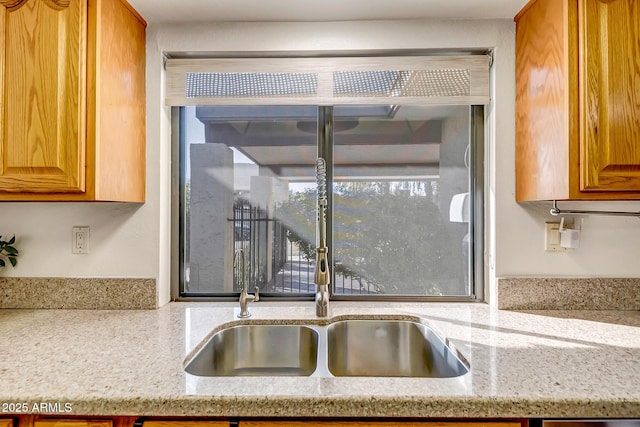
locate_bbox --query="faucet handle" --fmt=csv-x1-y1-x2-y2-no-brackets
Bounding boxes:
237,286,260,319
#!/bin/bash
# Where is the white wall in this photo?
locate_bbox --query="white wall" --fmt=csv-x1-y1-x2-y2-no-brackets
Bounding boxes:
2,18,639,307
0,202,157,278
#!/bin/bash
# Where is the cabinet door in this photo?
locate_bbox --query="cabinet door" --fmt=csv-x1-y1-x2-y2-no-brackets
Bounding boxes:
239,422,523,427
0,0,86,193
580,0,640,191
143,422,229,427
1,419,13,427
34,421,112,427
21,418,135,427
515,0,576,201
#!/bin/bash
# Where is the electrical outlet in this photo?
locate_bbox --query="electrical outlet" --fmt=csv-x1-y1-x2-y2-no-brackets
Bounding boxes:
544,222,569,252
72,226,90,254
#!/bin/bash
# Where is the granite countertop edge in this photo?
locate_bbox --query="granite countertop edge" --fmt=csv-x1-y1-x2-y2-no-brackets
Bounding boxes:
50,396,640,418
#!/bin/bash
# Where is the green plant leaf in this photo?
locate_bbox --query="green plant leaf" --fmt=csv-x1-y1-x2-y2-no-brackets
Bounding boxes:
9,256,17,267
0,259,4,268
4,246,18,255
8,236,15,245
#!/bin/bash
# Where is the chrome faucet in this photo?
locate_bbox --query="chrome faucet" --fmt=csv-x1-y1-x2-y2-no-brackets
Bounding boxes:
314,248,330,317
314,158,330,317
234,249,259,318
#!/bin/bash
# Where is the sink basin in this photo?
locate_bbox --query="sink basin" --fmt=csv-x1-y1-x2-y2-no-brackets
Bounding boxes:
327,319,468,377
184,324,319,376
184,318,468,378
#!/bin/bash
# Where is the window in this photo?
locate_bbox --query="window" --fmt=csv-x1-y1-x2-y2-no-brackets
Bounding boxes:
172,56,487,300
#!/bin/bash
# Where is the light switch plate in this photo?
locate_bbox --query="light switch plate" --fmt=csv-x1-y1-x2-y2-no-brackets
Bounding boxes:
545,222,569,252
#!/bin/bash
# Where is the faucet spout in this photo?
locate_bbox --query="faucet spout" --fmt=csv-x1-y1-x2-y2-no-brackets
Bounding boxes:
315,247,330,317
314,157,330,317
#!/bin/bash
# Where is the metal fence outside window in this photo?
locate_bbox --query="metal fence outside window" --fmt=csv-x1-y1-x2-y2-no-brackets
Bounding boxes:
231,200,376,294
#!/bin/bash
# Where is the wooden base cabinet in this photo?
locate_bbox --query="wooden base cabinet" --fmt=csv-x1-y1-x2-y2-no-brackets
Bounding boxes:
239,422,524,427
0,0,146,202
33,421,113,427
7,418,527,427
515,0,640,201
11,417,525,427
142,422,230,427
20,419,136,427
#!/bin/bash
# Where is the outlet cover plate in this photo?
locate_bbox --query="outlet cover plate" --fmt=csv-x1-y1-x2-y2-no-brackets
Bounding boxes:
72,226,90,254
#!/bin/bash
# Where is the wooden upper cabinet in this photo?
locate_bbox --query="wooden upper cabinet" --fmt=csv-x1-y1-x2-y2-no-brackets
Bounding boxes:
0,0,86,194
515,0,640,201
0,0,146,201
580,0,640,191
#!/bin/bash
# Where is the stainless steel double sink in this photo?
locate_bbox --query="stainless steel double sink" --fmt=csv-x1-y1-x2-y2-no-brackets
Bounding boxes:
184,318,469,378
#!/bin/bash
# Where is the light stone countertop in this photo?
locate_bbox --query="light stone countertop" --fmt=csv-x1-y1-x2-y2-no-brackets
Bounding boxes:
0,301,639,418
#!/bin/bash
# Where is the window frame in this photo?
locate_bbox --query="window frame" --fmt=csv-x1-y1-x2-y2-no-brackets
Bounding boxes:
171,54,486,302
174,105,484,302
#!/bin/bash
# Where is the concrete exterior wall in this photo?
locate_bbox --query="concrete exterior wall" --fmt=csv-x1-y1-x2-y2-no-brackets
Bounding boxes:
187,144,234,292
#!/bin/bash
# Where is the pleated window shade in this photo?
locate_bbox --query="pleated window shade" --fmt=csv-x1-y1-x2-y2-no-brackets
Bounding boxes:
165,55,490,106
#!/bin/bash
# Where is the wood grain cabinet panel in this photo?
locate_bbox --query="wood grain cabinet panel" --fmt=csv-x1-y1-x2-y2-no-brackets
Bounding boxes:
15,417,136,427
143,422,230,427
515,0,640,201
239,422,524,427
0,0,146,201
580,0,640,191
34,421,112,427
1,419,14,427
0,0,86,194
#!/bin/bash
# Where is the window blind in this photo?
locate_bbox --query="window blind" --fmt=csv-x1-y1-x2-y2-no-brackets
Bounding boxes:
165,55,490,106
